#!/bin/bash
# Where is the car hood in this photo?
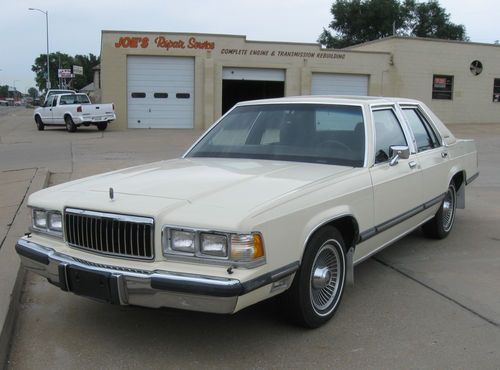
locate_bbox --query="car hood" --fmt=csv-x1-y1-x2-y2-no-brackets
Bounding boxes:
30,158,355,227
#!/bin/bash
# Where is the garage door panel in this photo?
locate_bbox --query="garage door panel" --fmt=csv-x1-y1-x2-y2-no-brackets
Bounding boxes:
311,73,368,96
127,56,194,128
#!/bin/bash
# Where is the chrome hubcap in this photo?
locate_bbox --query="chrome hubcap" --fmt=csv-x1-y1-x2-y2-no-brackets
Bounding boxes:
312,266,332,289
309,242,341,314
442,187,456,232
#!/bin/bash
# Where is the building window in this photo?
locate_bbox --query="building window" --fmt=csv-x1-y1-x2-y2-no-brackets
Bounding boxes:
154,93,168,98
493,79,500,102
176,93,190,99
432,75,453,100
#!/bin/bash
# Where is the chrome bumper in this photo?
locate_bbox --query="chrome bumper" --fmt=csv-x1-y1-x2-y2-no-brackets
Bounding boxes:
15,238,242,314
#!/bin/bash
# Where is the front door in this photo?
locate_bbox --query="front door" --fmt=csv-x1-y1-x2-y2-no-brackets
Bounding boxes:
356,106,423,260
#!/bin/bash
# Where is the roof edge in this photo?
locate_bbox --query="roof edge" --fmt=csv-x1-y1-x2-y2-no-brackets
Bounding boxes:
347,35,500,49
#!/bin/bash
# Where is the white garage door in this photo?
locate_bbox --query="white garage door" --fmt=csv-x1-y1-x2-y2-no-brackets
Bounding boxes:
127,56,194,128
311,73,368,96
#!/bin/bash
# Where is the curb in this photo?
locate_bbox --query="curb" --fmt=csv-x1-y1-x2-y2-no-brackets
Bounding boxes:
0,168,50,369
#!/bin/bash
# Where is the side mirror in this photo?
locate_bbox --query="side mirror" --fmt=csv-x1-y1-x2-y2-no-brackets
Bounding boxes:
389,145,410,166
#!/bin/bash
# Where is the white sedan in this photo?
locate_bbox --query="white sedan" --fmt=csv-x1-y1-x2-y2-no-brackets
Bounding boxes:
16,96,478,328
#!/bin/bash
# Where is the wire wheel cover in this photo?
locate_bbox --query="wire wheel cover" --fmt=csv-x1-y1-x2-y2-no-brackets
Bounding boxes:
442,187,456,232
309,242,342,314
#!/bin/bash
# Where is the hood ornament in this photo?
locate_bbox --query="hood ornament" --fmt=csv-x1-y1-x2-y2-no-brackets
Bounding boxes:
109,187,114,200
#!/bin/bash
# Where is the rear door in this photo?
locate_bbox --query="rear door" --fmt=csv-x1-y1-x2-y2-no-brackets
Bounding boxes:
400,104,450,202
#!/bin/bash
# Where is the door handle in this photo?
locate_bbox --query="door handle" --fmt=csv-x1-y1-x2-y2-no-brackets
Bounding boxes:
409,161,417,169
441,152,448,158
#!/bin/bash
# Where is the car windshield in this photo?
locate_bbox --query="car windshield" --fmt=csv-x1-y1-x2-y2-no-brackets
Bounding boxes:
186,103,366,167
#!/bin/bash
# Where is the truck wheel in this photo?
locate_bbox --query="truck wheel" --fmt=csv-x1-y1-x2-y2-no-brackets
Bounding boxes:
35,116,44,131
281,226,346,328
97,122,108,131
65,116,77,132
422,183,457,239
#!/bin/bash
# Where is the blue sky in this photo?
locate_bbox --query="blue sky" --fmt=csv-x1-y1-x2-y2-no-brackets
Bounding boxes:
1,0,498,93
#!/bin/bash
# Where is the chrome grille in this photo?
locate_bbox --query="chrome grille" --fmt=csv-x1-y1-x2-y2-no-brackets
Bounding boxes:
64,208,154,260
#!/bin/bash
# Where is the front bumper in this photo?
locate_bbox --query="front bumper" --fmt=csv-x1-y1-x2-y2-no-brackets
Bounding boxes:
16,238,299,314
16,238,241,313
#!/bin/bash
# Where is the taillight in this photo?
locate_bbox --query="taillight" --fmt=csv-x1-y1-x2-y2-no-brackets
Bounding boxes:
77,106,82,113
112,103,114,110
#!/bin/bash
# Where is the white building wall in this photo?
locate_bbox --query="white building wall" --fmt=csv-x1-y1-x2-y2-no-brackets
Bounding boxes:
351,37,500,124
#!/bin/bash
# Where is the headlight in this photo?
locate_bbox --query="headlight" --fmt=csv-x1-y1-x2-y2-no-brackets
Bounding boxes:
200,233,227,257
32,209,63,237
33,209,48,228
48,212,62,232
170,229,196,253
163,227,265,267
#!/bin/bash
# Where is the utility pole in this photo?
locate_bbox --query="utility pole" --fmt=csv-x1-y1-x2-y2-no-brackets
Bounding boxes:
29,8,50,90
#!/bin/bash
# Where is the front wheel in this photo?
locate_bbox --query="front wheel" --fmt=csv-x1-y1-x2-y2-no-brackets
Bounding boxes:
281,226,346,328
422,183,457,239
35,116,44,131
96,122,108,131
65,116,77,132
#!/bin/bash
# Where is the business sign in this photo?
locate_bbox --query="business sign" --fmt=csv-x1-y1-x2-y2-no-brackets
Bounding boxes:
433,77,447,89
73,65,83,75
113,35,346,61
58,69,73,78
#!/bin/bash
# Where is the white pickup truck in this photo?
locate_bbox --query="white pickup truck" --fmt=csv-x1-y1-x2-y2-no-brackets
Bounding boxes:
34,93,116,132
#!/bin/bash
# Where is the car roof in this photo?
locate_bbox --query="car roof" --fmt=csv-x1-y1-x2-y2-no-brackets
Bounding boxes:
236,95,422,106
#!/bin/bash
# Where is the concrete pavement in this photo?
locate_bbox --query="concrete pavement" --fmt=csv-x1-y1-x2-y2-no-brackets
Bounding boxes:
0,167,48,367
1,108,499,369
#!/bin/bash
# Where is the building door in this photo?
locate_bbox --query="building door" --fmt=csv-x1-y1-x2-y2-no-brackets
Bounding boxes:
222,68,285,114
127,56,194,128
311,73,369,96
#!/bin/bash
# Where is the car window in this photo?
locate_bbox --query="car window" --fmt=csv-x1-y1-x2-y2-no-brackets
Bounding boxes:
75,95,91,104
402,108,440,151
60,95,76,105
187,104,366,167
373,109,407,164
45,96,53,107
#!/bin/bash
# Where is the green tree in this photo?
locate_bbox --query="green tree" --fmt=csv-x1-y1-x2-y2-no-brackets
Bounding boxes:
405,0,467,40
73,53,100,90
31,52,100,92
319,0,467,48
28,87,39,99
0,85,8,98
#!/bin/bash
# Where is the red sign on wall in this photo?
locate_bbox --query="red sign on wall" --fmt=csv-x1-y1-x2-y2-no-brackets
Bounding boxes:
115,36,215,50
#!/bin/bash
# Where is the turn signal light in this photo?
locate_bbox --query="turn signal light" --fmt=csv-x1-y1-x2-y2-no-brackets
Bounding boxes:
230,233,265,262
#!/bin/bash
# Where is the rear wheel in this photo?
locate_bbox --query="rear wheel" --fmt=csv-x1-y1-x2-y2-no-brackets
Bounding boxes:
97,122,108,131
422,183,457,239
65,115,77,132
35,116,44,131
281,226,346,328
